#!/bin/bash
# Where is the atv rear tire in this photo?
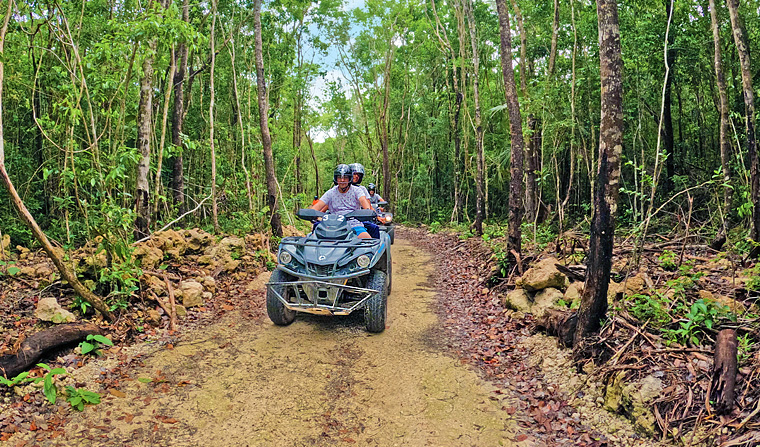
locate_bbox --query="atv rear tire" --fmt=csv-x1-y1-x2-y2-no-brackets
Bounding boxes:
267,269,296,326
364,270,388,333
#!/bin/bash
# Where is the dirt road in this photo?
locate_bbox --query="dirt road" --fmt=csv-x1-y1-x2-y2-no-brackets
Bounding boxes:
40,238,519,446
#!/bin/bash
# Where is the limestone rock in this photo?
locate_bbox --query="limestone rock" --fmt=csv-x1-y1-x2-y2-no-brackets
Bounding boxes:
184,228,213,252
34,264,53,278
145,274,167,297
132,245,164,270
175,305,187,318
218,236,245,254
35,297,76,323
282,225,305,237
516,257,567,292
180,280,205,308
603,372,663,436
501,289,532,313
202,291,212,302
154,229,187,259
146,309,162,325
199,276,216,293
19,266,36,277
564,282,583,305
246,271,272,292
1,234,10,256
532,287,564,319
224,259,241,273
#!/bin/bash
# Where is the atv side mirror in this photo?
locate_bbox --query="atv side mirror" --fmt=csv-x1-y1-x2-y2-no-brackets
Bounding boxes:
346,209,377,222
296,208,325,221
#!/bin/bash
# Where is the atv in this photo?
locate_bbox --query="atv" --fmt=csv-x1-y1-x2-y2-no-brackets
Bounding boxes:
373,200,395,245
266,208,392,333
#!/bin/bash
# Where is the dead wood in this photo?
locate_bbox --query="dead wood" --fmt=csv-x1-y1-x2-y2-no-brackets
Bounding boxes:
555,263,585,282
0,323,104,378
535,308,577,348
164,275,178,332
709,328,738,414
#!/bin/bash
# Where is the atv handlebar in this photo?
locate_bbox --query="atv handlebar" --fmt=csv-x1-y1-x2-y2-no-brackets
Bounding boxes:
295,208,377,222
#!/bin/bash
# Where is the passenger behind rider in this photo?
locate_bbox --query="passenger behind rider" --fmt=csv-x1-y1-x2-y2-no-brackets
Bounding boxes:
349,163,380,239
310,164,372,239
367,183,385,210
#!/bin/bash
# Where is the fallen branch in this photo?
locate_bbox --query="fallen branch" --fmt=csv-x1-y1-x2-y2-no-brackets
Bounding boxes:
0,323,104,378
163,275,178,332
134,194,212,244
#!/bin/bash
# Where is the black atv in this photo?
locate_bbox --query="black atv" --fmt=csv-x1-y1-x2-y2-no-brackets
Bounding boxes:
266,209,392,333
374,201,395,245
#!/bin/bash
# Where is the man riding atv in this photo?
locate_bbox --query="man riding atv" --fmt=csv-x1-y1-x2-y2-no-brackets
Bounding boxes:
349,163,380,239
367,183,384,210
310,164,372,239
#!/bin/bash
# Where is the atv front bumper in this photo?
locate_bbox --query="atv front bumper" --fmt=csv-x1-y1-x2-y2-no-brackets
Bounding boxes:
266,280,381,316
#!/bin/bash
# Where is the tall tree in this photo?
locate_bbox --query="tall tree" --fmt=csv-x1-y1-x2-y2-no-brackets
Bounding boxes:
496,0,526,262
209,0,219,232
726,0,759,254
465,0,485,236
171,0,190,216
709,0,731,213
255,0,283,237
548,0,560,78
134,0,164,239
574,0,624,347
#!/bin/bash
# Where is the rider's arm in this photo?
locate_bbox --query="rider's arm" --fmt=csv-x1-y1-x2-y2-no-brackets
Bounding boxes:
310,200,328,212
359,195,371,210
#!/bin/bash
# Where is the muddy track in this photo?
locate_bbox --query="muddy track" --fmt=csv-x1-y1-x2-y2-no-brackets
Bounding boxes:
26,237,520,446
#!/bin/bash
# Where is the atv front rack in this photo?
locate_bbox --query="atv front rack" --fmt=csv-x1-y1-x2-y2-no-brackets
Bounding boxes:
266,280,380,316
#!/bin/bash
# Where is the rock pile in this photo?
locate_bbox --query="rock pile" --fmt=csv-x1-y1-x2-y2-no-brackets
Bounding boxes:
500,257,570,319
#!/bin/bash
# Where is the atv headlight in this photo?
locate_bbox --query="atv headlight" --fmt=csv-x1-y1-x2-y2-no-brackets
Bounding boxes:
384,216,392,223
356,255,370,268
279,251,292,265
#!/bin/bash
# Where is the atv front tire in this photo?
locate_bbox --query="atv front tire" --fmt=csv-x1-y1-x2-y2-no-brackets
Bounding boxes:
267,269,296,326
364,270,388,333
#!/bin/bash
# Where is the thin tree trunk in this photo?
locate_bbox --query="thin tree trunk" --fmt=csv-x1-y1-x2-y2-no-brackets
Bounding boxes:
709,0,732,212
465,0,485,236
662,0,676,194
153,45,177,221
526,115,541,222
710,328,737,414
726,0,760,254
135,31,158,239
496,0,525,262
171,0,190,216
229,42,253,212
0,0,113,320
305,131,320,196
209,0,219,232
509,0,529,98
548,0,559,78
574,0,624,348
254,0,283,237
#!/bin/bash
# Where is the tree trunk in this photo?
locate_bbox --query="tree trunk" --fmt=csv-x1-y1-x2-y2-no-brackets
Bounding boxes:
306,131,320,196
509,0,529,98
496,0,525,263
209,0,219,232
709,328,737,414
254,0,283,237
726,0,760,254
465,0,485,236
229,41,253,212
171,0,190,216
574,0,624,348
153,46,177,221
709,0,732,214
525,115,541,223
135,38,157,240
662,0,676,194
548,0,560,78
0,323,104,379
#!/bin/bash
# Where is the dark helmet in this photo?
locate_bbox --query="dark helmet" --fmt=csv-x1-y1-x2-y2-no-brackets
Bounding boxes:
367,183,376,192
333,164,352,184
349,163,365,185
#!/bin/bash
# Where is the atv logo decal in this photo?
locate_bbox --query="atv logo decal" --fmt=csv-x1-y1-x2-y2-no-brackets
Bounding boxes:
319,255,326,260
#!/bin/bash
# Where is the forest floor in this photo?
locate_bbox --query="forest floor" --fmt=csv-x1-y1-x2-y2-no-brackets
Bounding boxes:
0,226,743,446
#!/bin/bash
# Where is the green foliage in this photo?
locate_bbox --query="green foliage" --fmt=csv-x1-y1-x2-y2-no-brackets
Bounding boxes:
65,386,101,411
737,333,755,366
33,363,67,404
0,260,20,277
0,371,32,387
662,299,735,347
658,250,678,271
628,293,671,327
79,334,114,356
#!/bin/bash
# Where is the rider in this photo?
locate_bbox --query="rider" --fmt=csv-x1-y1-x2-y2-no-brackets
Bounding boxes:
310,164,372,239
367,183,385,209
349,163,380,239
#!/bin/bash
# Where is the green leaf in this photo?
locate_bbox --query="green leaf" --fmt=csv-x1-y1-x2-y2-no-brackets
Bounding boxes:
81,342,94,355
91,335,114,346
137,377,152,383
7,266,20,276
43,376,57,404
